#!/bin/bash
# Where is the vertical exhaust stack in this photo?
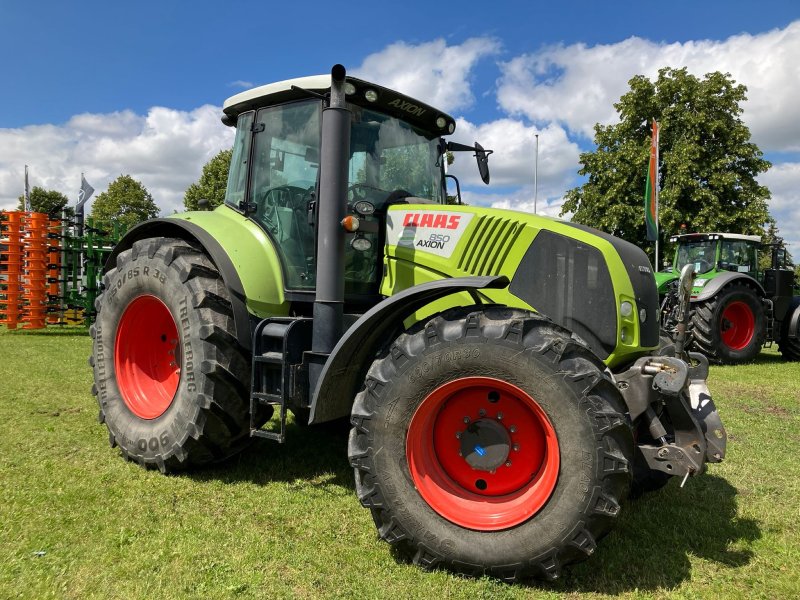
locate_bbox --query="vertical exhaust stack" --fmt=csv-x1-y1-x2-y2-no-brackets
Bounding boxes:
311,65,351,376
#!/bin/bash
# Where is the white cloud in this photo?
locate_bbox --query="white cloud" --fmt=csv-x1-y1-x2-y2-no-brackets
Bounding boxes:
497,21,800,151
0,105,233,215
354,37,501,114
760,163,800,259
228,80,254,89
449,118,580,191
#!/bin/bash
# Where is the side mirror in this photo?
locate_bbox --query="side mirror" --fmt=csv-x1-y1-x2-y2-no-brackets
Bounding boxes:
446,141,493,185
475,142,491,185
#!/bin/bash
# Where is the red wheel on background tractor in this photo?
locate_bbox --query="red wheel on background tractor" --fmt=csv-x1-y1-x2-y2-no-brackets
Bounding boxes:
690,284,765,364
91,237,270,472
348,307,633,581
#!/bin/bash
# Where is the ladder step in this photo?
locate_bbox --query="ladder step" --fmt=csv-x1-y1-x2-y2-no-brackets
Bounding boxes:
254,351,283,364
253,391,282,403
250,428,285,443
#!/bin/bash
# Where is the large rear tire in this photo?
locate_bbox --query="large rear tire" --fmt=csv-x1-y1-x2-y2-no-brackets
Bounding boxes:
90,237,267,472
348,307,632,581
690,284,765,364
778,297,800,361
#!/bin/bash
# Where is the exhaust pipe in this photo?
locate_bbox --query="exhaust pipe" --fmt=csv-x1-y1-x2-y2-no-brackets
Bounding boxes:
311,65,350,374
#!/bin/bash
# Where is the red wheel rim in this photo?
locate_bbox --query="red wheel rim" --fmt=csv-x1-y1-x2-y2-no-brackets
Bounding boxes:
114,295,180,419
406,377,560,531
720,300,755,350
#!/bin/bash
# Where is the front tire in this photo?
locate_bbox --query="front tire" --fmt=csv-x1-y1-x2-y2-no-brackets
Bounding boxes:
690,284,765,364
778,297,800,361
91,237,267,472
348,307,632,581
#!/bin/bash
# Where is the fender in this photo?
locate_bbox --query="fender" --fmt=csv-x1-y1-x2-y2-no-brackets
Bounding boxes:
309,275,510,424
692,271,764,302
104,218,253,350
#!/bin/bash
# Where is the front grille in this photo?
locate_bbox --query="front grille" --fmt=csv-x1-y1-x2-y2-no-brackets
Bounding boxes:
458,216,524,275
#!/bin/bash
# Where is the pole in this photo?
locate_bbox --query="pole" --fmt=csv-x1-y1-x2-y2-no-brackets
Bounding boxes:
534,134,539,214
654,123,660,270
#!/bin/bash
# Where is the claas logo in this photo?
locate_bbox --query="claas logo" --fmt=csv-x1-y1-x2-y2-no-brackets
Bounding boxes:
402,213,461,229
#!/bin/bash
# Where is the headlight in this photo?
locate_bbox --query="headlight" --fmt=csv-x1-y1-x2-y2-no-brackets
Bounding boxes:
620,301,633,318
639,308,647,323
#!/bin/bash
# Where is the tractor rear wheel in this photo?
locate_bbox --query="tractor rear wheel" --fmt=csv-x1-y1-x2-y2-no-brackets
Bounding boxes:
690,284,765,364
348,307,632,581
778,297,800,361
90,237,267,472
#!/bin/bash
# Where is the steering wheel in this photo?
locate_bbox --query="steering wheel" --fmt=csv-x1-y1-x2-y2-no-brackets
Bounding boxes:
347,184,413,208
694,259,713,274
261,185,309,238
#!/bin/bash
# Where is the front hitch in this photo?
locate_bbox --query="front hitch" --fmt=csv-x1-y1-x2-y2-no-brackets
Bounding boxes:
615,349,727,485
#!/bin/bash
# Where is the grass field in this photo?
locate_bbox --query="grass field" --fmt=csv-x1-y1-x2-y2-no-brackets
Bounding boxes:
1,326,798,599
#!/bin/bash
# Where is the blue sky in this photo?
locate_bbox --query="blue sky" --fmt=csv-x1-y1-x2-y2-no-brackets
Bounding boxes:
1,0,799,254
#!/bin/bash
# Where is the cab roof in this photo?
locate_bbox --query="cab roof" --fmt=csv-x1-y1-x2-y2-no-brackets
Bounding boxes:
222,74,456,139
669,232,762,244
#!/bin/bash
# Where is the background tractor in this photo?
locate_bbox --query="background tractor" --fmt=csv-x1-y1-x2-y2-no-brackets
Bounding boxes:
90,65,726,581
657,232,800,364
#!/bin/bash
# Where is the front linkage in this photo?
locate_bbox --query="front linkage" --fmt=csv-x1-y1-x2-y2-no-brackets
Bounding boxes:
618,265,727,485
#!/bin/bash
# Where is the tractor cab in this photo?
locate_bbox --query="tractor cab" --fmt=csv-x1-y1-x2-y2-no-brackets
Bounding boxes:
655,232,762,295
221,74,487,303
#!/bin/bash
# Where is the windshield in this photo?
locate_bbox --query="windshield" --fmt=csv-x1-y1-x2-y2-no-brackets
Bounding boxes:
347,105,444,205
675,240,716,275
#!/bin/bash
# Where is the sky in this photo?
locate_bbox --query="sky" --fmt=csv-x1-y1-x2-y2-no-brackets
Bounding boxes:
1,0,799,258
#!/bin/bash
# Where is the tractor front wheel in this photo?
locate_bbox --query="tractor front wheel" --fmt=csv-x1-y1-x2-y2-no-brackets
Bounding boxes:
690,284,765,364
91,237,267,472
348,307,632,581
778,297,800,361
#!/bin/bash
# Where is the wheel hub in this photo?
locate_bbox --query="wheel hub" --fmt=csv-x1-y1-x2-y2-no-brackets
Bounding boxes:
459,418,511,472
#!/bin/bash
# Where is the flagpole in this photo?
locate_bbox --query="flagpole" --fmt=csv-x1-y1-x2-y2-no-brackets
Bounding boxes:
655,121,660,270
534,134,539,214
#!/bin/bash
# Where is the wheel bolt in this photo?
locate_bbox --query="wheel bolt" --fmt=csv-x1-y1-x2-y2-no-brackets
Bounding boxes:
478,408,486,417
505,461,512,467
496,412,504,420
509,425,517,433
463,416,470,424
455,431,461,439
513,444,520,452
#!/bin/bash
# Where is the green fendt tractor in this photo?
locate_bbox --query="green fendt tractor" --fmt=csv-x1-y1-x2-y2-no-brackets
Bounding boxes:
90,66,727,581
657,232,800,364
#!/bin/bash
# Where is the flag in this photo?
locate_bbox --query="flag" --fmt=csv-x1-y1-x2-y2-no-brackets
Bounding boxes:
644,119,659,242
77,174,95,210
24,165,31,212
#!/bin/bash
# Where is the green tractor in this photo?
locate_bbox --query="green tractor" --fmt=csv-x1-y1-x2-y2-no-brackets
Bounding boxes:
91,65,727,581
656,232,800,364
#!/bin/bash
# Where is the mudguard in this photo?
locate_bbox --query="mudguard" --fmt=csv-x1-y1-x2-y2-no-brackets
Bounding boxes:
103,218,254,350
309,275,510,424
692,271,764,302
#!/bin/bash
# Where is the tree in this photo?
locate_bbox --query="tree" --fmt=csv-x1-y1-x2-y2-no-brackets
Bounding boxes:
17,186,72,216
183,149,232,211
561,68,772,254
91,175,159,231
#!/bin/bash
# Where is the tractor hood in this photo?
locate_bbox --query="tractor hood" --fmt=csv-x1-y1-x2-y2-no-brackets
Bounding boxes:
380,204,660,367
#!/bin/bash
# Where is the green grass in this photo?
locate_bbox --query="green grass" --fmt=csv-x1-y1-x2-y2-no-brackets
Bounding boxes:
1,327,798,599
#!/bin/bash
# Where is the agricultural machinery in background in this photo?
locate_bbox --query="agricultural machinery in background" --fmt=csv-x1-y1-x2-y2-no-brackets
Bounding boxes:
657,232,800,364
0,210,123,329
90,65,727,581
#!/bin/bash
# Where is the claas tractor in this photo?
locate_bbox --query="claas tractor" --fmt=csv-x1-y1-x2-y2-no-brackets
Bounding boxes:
657,232,800,364
90,65,727,581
